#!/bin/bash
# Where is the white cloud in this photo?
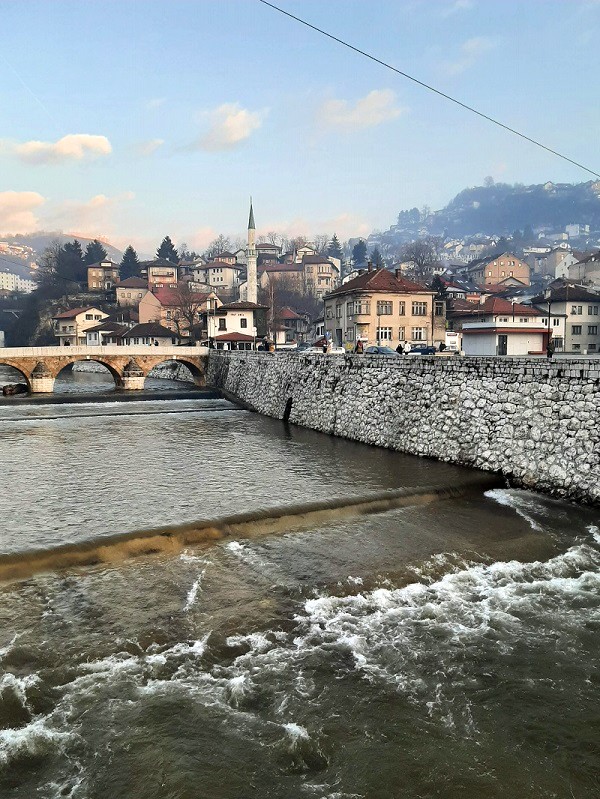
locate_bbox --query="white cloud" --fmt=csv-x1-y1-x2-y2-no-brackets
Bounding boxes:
134,138,164,157
319,90,406,130
0,191,45,234
441,0,475,17
10,134,112,165
442,37,496,75
48,192,134,238
192,103,266,152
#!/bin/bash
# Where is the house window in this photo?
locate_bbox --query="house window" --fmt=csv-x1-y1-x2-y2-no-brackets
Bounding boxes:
94,315,101,320
240,318,248,328
346,302,354,316
355,302,370,315
553,318,560,326
588,325,598,335
434,301,444,316
572,325,582,335
519,317,528,323
412,302,427,316
572,305,582,315
573,343,581,351
377,327,392,341
336,305,342,318
376,301,392,315
218,318,226,331
398,301,405,315
398,327,405,340
326,308,333,319
85,314,93,320
412,327,427,341
488,271,492,277
589,306,599,315
166,311,172,321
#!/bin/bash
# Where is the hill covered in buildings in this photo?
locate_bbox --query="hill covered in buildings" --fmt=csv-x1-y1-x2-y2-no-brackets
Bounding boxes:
378,180,600,244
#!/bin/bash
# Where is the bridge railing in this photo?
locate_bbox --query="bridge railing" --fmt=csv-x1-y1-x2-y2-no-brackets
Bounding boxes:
0,345,209,357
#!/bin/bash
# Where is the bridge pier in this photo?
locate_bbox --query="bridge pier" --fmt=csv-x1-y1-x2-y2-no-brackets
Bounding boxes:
121,359,145,390
30,362,55,393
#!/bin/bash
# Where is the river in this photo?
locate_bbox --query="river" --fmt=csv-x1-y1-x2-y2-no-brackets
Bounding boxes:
0,365,598,798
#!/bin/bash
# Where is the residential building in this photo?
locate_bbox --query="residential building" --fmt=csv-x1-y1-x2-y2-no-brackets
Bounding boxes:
302,254,340,299
52,306,109,346
467,252,530,286
274,306,310,344
204,300,268,349
120,323,181,346
192,260,244,298
116,277,149,307
567,251,600,287
531,283,600,353
87,260,120,291
457,297,546,356
323,266,444,349
85,320,129,345
139,285,219,336
141,259,178,289
0,268,36,294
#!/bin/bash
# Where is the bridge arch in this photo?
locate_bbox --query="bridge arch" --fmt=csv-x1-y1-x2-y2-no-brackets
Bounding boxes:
145,357,205,387
55,358,123,389
0,361,31,391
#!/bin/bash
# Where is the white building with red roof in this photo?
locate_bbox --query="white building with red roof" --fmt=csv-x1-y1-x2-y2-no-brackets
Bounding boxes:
52,307,109,346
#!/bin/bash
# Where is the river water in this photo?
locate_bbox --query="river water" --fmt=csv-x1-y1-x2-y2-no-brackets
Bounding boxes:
0,366,598,798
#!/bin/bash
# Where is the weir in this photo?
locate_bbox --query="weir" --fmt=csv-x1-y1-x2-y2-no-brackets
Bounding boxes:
206,351,600,505
0,478,500,582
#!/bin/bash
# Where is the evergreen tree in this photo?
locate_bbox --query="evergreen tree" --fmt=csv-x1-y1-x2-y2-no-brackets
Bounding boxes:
84,239,108,266
156,235,179,264
369,247,384,267
430,274,447,299
62,239,85,283
327,234,343,260
352,239,367,265
120,245,141,280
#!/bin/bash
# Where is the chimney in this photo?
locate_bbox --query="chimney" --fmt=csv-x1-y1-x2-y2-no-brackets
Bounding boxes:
367,260,373,272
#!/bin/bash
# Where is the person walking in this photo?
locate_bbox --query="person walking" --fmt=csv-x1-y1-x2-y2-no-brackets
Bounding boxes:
395,343,404,354
354,339,364,354
546,338,555,360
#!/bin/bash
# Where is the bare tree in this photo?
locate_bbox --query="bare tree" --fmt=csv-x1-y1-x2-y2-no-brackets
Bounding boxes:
313,234,329,254
204,234,231,260
398,236,442,279
266,231,280,245
172,282,210,341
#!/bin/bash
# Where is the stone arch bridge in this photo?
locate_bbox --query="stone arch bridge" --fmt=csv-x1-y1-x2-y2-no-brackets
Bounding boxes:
0,345,209,392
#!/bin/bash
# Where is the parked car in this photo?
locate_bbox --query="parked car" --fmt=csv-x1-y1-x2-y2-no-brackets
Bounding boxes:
305,346,345,355
364,346,400,356
407,345,437,355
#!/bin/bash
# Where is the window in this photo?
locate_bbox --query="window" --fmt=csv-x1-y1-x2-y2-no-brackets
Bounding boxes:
240,318,247,328
354,301,370,315
509,271,514,277
571,305,582,315
376,301,392,315
85,314,93,320
166,311,172,321
519,317,528,323
434,301,444,317
127,292,131,298
412,302,427,316
346,302,354,316
412,327,427,341
398,326,405,341
501,271,505,277
572,325,582,335
336,305,342,318
499,317,508,322
589,305,599,315
573,343,581,351
553,318,560,326
326,307,333,319
398,301,405,315
218,318,226,331
488,271,492,277
62,325,67,332
94,315,101,320
588,325,597,335
377,327,392,341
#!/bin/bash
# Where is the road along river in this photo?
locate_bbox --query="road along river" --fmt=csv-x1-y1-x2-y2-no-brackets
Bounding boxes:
0,374,598,798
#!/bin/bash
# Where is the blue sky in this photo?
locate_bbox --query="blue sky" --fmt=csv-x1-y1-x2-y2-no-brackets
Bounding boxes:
1,0,599,255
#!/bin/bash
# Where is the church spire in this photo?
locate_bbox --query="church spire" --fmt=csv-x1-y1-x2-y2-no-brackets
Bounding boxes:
248,197,255,230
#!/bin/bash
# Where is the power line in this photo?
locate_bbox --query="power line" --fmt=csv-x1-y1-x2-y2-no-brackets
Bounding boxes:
258,0,600,180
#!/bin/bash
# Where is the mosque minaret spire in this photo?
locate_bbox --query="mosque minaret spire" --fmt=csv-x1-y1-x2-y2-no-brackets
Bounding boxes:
246,197,257,304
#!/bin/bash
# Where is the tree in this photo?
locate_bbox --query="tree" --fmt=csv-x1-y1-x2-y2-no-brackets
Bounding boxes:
327,234,343,260
484,176,495,187
430,274,447,299
62,239,85,283
120,245,141,280
399,236,442,278
313,234,329,254
84,239,108,266
171,281,209,341
156,235,179,264
35,240,81,298
352,239,367,265
204,234,232,260
369,247,384,267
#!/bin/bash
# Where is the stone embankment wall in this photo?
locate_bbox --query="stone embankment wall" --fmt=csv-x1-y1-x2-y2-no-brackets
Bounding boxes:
207,352,600,505
73,361,194,383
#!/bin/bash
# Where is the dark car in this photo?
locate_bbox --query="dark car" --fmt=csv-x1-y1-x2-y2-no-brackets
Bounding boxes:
407,345,437,355
364,346,400,356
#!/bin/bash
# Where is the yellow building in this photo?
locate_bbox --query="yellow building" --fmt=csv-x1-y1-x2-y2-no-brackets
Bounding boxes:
323,266,445,349
467,252,530,287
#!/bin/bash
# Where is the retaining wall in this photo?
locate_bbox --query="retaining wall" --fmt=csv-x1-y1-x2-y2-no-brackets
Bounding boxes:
207,352,600,505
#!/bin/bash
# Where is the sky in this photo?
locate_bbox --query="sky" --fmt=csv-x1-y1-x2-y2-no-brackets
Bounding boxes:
1,0,600,256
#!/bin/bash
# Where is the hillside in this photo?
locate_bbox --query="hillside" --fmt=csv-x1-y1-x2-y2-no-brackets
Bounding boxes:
377,180,600,246
2,232,123,266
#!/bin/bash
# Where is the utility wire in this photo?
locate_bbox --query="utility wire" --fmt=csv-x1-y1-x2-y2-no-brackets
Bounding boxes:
258,0,600,180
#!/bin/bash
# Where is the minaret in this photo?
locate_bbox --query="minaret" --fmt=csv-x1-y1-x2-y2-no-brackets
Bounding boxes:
246,198,257,304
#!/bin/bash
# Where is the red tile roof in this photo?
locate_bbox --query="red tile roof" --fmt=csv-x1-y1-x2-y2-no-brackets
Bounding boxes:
276,306,302,320
117,277,147,288
327,268,429,297
215,332,255,342
52,306,102,319
151,286,211,307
